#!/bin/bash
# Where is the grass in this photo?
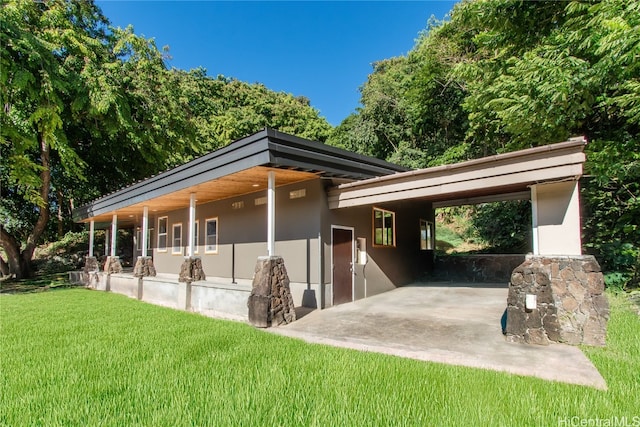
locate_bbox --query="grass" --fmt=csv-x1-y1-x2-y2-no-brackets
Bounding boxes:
0,273,80,294
1,289,639,426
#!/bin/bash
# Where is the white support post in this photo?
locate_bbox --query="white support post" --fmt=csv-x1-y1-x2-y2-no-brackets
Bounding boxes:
110,214,117,257
88,220,95,257
142,206,149,258
188,193,196,257
105,229,110,257
267,171,276,256
531,185,539,255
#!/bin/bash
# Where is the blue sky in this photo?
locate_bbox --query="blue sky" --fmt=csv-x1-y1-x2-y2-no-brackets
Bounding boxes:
97,1,457,126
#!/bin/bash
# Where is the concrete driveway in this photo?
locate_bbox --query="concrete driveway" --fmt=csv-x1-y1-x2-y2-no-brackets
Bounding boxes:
271,283,607,389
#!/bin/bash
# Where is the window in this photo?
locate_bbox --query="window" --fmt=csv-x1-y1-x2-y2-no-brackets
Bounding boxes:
136,228,153,253
158,217,168,252
420,219,434,250
289,189,306,199
193,220,199,254
373,208,395,247
205,218,218,253
136,229,142,254
172,223,182,254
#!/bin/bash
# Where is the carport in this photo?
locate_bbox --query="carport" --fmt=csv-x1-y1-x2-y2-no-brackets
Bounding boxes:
324,136,608,350
328,136,587,257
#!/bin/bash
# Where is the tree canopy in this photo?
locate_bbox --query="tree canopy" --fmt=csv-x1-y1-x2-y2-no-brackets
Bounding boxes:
0,0,330,278
329,0,639,284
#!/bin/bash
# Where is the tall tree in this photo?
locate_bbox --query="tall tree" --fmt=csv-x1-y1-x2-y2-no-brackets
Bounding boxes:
0,0,195,277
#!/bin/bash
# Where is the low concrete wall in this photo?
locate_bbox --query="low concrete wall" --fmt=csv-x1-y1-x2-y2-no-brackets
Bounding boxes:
110,275,138,298
191,281,251,321
432,254,526,283
142,276,180,310
79,272,253,320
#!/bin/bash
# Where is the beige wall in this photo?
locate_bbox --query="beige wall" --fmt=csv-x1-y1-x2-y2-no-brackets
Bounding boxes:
134,178,435,309
323,199,435,306
532,180,582,256
142,179,325,285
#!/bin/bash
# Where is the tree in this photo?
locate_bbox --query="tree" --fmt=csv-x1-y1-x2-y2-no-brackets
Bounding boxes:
0,0,195,278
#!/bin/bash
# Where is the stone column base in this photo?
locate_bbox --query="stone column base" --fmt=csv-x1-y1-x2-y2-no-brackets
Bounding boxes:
83,256,100,288
248,256,296,328
103,256,123,274
505,255,609,346
178,257,206,282
133,256,156,277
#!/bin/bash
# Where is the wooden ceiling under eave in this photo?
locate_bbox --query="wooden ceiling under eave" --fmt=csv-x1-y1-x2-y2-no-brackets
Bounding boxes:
82,166,320,227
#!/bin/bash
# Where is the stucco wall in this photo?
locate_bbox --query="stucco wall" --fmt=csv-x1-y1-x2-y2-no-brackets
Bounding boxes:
323,199,435,305
136,179,325,307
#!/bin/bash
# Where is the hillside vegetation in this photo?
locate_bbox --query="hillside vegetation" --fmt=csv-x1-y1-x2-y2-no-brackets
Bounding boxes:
329,0,639,288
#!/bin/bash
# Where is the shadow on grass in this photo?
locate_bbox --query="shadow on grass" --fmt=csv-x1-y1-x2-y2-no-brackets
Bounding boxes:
0,273,83,294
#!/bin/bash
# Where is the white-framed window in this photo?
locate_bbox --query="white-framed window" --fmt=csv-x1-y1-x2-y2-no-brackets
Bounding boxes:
172,223,182,255
158,217,168,252
373,207,395,247
193,220,199,254
135,228,154,253
205,217,218,254
420,219,434,251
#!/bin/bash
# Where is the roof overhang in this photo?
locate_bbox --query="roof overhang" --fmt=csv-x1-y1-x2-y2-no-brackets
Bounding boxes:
74,128,407,225
328,137,588,209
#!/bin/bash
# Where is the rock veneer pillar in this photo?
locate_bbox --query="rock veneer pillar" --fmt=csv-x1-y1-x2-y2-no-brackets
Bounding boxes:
103,256,123,274
178,257,206,282
248,256,296,328
83,256,100,288
133,256,156,278
505,255,609,346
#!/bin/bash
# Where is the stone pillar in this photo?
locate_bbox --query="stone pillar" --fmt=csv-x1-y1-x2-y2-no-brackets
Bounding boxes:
103,256,122,292
248,256,296,328
505,255,609,346
103,256,123,274
178,257,206,282
83,256,100,289
133,256,156,278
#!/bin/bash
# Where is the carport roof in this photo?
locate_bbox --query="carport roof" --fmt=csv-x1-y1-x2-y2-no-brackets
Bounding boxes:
328,137,588,209
73,128,407,224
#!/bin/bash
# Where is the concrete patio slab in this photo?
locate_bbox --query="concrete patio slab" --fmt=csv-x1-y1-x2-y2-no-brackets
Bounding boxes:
270,284,607,389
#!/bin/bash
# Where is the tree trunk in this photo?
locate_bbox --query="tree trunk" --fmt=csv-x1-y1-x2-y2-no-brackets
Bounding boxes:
0,228,29,278
57,188,64,239
0,135,52,279
0,255,9,276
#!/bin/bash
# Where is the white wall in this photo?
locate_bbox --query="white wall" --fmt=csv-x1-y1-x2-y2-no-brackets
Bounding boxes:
532,180,582,256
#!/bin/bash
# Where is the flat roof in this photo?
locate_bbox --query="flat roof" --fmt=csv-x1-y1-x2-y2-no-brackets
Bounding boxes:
74,128,407,223
328,137,588,209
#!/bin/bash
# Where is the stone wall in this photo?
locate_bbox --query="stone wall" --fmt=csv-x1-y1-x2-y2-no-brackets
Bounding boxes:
134,256,156,278
505,255,609,346
103,256,122,274
178,257,206,282
247,256,296,328
432,254,526,283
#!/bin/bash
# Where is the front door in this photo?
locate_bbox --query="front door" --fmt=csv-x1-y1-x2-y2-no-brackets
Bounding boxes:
332,227,353,305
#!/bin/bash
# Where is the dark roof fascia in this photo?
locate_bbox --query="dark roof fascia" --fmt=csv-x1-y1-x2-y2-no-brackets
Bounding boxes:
265,128,407,179
74,128,407,222
74,130,273,221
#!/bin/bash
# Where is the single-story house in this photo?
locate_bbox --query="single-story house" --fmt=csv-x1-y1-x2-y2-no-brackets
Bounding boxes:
73,128,588,321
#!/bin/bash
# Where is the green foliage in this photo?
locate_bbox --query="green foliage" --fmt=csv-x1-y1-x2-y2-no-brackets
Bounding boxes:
334,0,640,274
465,201,532,253
0,0,331,278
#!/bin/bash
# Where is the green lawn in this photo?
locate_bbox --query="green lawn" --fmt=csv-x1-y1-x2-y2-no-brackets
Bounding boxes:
1,289,639,426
